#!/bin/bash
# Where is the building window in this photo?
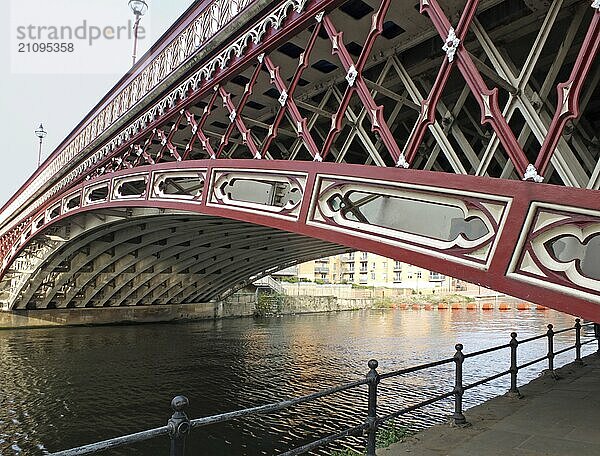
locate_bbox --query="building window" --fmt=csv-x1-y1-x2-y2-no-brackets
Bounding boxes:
361,251,368,260
429,272,445,282
348,273,354,282
371,272,376,280
416,272,422,279
393,271,401,283
383,261,387,268
359,273,368,284
360,261,368,273
394,260,402,270
348,263,355,272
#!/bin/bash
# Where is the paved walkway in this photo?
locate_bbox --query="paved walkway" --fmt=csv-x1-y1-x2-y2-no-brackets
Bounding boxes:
381,354,600,456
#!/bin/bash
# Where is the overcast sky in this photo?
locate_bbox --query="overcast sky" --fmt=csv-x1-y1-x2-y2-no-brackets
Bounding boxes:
0,0,194,206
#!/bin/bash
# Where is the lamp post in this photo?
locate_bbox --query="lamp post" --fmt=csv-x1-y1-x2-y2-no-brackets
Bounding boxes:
35,123,47,167
128,0,148,66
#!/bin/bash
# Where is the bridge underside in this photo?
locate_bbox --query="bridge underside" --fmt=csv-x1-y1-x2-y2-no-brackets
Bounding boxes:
1,208,346,310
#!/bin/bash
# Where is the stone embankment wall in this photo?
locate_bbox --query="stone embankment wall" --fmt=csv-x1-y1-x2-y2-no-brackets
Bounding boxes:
254,294,373,317
0,294,256,329
0,292,375,328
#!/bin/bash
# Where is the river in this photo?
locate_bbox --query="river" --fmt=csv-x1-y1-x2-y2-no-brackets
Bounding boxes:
0,308,594,455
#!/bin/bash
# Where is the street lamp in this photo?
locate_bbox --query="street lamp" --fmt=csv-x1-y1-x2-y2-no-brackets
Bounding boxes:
129,0,148,66
34,123,47,167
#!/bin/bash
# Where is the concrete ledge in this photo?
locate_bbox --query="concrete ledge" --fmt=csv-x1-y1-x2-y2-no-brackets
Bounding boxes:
381,353,600,456
0,300,255,329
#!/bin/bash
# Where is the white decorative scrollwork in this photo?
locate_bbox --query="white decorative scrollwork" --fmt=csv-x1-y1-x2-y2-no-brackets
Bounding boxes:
151,170,205,202
523,164,544,183
592,0,600,10
345,65,358,87
112,174,149,200
442,27,460,62
508,203,600,304
278,90,288,107
309,175,511,268
209,170,306,219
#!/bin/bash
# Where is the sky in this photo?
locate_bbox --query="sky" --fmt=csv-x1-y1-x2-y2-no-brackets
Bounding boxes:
0,0,195,206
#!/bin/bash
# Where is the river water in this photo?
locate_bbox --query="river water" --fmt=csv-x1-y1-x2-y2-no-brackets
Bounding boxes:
0,308,594,455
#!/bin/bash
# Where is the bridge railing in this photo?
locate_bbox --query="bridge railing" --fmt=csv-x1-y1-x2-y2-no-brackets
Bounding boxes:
50,318,600,456
252,275,285,294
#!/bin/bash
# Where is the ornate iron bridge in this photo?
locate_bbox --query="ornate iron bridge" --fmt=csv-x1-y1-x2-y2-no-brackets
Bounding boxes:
0,0,598,319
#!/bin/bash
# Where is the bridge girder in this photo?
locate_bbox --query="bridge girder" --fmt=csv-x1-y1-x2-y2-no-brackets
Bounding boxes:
0,160,599,322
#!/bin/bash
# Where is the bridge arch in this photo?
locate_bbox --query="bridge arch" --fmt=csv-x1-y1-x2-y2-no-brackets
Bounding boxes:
2,160,600,321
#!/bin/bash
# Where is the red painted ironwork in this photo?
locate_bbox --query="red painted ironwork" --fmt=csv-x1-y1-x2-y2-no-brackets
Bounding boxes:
320,1,402,164
5,159,600,321
263,53,322,159
216,61,264,158
260,20,322,158
535,9,600,176
182,88,220,160
405,0,530,176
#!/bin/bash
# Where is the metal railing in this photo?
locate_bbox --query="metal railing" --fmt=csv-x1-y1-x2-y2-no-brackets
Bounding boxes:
252,275,285,294
50,319,600,456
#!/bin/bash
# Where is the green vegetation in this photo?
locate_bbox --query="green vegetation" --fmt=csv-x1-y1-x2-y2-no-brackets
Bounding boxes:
330,449,362,456
329,423,413,455
279,276,314,283
376,424,413,447
373,293,474,308
279,276,300,283
254,293,284,317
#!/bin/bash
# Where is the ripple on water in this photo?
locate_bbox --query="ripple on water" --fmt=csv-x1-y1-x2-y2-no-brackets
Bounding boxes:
0,308,591,455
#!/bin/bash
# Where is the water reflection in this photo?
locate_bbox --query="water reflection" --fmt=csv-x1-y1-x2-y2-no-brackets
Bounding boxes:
0,309,591,455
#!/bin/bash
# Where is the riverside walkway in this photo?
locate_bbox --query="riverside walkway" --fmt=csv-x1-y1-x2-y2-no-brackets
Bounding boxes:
382,354,600,456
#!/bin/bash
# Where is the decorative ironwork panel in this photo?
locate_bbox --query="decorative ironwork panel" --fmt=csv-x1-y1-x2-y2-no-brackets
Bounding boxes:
209,169,307,220
308,175,511,268
150,170,206,202
509,203,600,303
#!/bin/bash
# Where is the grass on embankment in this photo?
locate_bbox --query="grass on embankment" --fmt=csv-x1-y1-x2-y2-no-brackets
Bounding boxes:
373,293,474,309
330,424,413,455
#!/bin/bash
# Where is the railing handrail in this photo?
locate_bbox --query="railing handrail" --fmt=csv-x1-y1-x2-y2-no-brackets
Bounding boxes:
253,275,285,294
49,319,599,456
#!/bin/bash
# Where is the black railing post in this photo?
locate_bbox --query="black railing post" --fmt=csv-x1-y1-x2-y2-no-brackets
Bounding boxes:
594,323,600,354
546,324,556,377
575,319,583,365
508,332,520,396
452,344,467,426
366,359,380,456
168,396,191,456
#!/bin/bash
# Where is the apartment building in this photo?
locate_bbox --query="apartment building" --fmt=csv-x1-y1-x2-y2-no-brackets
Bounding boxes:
293,252,450,290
